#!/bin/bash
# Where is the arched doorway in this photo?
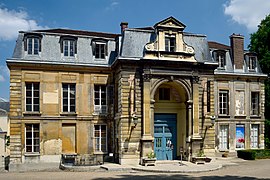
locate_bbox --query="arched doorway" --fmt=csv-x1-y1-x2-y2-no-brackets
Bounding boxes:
152,80,189,160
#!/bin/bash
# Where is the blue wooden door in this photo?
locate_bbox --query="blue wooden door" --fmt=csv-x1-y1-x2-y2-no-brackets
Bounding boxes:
154,114,177,160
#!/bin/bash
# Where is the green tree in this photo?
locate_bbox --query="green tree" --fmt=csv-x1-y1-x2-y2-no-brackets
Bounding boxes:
249,14,270,149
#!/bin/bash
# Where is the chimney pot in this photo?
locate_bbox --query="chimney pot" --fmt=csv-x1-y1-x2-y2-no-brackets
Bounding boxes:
120,22,128,33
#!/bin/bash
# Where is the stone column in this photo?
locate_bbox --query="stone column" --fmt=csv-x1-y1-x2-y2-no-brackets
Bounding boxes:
192,76,200,137
186,100,193,161
191,76,202,158
141,73,154,159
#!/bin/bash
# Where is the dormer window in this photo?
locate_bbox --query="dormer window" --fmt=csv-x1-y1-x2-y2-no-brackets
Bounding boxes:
24,34,42,55
63,40,75,57
28,37,39,55
60,36,77,58
248,56,256,71
95,42,106,59
92,39,107,59
165,34,176,52
213,50,226,68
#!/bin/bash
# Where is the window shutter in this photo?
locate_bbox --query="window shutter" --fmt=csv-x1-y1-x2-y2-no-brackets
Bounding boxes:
92,41,96,56
105,43,108,56
39,38,42,52
75,40,77,54
212,51,217,61
24,38,27,51
60,40,63,53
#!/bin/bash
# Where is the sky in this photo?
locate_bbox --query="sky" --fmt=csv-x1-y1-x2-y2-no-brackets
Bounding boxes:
0,0,270,100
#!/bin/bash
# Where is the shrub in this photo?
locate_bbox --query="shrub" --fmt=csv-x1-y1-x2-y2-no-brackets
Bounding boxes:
237,149,270,160
237,150,256,160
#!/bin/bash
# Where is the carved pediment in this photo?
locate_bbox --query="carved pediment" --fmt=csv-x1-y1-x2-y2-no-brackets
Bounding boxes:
154,16,186,30
144,16,195,62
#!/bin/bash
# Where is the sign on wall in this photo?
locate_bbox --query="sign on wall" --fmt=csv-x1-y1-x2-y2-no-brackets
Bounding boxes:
236,124,245,149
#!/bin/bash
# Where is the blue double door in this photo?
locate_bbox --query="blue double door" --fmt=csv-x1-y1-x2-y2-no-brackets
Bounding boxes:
154,114,177,160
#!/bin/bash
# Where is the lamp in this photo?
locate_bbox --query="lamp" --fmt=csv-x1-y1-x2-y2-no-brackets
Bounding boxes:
210,116,216,127
132,113,138,126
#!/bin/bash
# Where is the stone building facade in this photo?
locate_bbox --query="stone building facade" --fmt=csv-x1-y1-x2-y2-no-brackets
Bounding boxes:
6,17,266,169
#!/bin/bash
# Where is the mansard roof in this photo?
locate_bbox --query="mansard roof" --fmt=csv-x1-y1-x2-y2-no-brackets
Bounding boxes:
32,28,120,39
208,41,230,50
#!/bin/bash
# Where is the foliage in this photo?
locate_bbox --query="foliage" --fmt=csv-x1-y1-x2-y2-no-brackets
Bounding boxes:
237,149,270,160
249,14,270,148
146,151,156,159
237,150,256,160
197,150,205,157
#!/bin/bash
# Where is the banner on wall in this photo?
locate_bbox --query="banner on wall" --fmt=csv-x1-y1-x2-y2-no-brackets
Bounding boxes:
236,125,245,149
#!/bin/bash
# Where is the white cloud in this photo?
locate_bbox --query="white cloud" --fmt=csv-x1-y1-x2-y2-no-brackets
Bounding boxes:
0,65,9,82
0,8,47,41
105,1,119,11
224,0,270,32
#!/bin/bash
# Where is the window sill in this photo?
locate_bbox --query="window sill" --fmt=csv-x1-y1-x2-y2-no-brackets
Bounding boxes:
94,58,106,61
23,112,41,116
24,153,40,156
234,115,246,119
60,112,77,116
218,115,230,118
94,151,107,155
250,115,261,119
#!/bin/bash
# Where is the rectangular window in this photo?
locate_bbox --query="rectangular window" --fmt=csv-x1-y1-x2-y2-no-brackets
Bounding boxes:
219,125,229,150
219,90,229,115
165,34,176,52
249,56,256,70
27,37,39,55
159,88,170,100
207,81,211,112
251,92,260,115
25,124,40,153
217,52,226,68
251,124,259,148
25,82,39,112
63,40,75,57
94,85,107,113
94,125,107,152
95,42,106,59
62,84,76,112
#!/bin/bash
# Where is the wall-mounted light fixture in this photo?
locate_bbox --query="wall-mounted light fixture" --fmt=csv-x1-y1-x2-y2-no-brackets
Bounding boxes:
210,115,216,127
132,113,138,126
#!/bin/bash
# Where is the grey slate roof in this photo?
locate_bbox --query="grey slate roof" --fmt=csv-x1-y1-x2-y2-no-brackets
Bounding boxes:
120,28,213,62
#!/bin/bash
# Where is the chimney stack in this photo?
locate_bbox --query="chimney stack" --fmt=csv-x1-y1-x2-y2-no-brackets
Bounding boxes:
120,22,128,34
230,34,244,69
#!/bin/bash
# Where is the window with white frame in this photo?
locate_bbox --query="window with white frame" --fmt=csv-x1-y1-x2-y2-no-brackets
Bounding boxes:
62,84,76,112
165,34,176,52
251,124,259,148
63,40,75,57
248,56,256,70
219,125,229,150
94,85,107,113
219,90,229,115
216,51,226,68
95,42,106,59
27,37,40,55
25,124,40,153
94,125,107,152
25,82,39,112
251,92,260,115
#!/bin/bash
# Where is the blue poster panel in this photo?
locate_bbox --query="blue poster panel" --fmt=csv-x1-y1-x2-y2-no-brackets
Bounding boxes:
236,125,245,149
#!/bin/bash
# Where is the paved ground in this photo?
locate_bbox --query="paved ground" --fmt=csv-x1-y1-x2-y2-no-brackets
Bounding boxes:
1,159,270,180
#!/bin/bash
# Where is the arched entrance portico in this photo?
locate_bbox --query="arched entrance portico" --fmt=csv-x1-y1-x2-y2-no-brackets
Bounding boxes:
150,79,192,160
